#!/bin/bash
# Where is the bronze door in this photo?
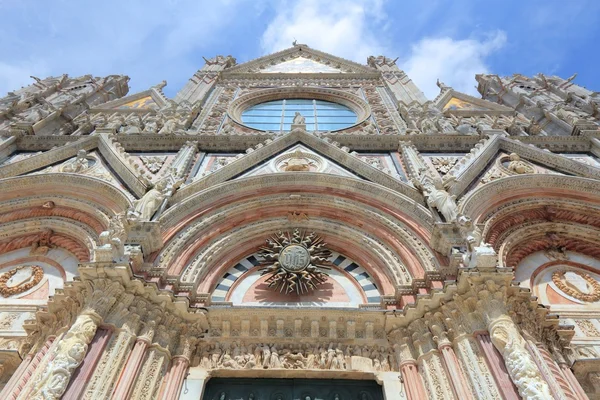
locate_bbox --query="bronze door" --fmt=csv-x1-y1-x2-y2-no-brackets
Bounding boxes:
203,378,384,400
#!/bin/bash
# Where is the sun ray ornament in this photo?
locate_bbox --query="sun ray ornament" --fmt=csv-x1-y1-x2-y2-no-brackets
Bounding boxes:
258,229,332,294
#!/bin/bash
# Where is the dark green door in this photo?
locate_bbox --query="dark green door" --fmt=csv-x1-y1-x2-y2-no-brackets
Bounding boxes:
203,378,383,400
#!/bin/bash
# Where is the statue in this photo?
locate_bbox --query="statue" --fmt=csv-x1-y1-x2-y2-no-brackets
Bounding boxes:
282,150,313,171
73,113,93,135
98,212,129,261
419,174,458,222
107,114,125,132
128,178,174,221
436,117,453,133
30,229,55,255
436,79,451,91
158,118,179,134
454,117,477,135
456,215,482,253
507,153,535,174
60,149,90,173
143,114,162,133
419,117,438,134
123,115,143,134
293,112,305,125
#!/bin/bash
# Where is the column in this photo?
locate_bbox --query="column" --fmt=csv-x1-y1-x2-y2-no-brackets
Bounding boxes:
559,364,588,400
160,335,196,400
475,332,520,400
376,372,407,400
550,343,588,400
428,315,473,400
525,339,578,399
393,329,426,400
0,354,32,399
10,336,57,400
111,335,152,400
488,313,553,398
18,280,122,400
62,326,112,399
178,368,210,400
438,344,473,399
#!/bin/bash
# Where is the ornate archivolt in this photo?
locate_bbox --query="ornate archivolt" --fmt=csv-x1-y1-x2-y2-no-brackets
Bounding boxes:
493,222,600,268
0,174,131,217
458,174,600,222
480,198,600,246
168,218,407,296
155,185,439,301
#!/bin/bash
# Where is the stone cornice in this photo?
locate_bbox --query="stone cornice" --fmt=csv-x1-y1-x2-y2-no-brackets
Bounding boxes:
5,132,595,154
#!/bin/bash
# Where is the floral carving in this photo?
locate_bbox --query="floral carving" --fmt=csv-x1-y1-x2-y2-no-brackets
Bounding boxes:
552,270,600,302
0,265,44,297
430,156,459,175
139,156,167,174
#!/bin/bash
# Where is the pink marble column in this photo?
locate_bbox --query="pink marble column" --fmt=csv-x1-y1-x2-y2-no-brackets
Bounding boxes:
159,356,189,400
475,333,520,400
8,336,55,400
438,344,473,400
0,354,32,400
62,327,112,400
531,343,580,400
559,364,588,400
111,338,149,400
400,361,426,400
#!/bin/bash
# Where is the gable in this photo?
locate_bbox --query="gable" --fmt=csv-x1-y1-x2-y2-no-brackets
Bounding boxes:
224,45,377,75
173,129,423,204
28,150,134,197
435,89,513,116
260,57,345,74
442,97,490,112
116,95,159,110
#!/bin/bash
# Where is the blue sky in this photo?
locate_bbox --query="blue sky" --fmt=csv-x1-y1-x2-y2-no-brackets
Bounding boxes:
1,0,599,99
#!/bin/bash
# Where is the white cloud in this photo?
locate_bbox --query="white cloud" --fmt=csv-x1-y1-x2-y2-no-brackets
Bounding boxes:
260,0,388,64
403,31,507,98
260,2,506,100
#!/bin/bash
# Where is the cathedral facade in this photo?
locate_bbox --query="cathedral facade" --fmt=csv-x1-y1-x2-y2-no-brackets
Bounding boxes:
0,44,599,399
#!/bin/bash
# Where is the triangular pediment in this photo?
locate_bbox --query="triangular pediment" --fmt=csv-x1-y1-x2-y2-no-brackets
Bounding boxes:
173,129,423,204
443,136,600,200
434,89,513,116
223,45,377,75
90,85,170,112
0,135,148,198
259,56,345,74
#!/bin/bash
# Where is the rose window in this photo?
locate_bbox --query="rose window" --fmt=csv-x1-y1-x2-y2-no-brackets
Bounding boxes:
241,99,357,132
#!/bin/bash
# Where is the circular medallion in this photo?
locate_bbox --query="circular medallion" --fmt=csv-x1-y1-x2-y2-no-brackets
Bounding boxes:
0,266,44,297
279,244,311,272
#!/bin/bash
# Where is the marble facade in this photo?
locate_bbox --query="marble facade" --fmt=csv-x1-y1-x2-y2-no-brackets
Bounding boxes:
0,44,598,399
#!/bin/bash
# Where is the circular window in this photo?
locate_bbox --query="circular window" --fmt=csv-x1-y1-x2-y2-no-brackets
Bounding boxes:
241,99,357,132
